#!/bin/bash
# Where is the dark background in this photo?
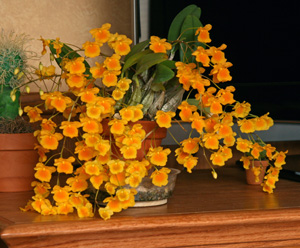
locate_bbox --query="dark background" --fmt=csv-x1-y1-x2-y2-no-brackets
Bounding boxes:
148,0,300,121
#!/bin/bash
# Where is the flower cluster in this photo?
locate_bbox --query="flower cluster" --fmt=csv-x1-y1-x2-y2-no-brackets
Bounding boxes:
22,5,287,220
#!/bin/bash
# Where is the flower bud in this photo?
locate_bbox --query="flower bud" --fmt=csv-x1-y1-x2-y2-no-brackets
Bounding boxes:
39,89,44,96
17,71,24,80
50,53,55,61
19,107,23,116
211,170,218,179
14,68,20,75
26,85,30,93
39,62,44,71
10,90,16,102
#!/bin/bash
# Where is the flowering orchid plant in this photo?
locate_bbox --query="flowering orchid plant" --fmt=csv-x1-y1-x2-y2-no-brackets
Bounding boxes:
22,5,287,220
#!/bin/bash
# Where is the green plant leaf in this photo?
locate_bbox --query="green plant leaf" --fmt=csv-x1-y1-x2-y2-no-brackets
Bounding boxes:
168,4,201,41
135,53,168,75
159,60,176,69
122,49,151,73
152,64,175,84
124,39,149,62
179,14,203,63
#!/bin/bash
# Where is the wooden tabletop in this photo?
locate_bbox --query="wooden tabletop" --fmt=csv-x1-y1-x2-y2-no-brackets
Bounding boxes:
1,159,300,248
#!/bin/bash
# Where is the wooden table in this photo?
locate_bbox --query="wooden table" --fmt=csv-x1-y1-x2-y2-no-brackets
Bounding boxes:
1,161,300,248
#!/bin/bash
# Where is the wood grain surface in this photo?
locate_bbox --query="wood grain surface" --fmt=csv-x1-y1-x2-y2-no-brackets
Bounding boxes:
1,158,300,247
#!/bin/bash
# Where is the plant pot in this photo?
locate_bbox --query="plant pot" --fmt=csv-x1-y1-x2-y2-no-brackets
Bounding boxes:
246,160,269,185
90,168,181,207
0,133,38,192
132,168,181,207
102,119,167,161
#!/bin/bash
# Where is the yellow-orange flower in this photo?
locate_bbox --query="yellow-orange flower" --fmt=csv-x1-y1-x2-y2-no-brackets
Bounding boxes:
31,181,51,198
112,88,125,101
94,139,111,156
273,151,288,167
82,133,101,147
34,163,56,182
52,37,63,57
66,176,88,192
75,141,98,161
238,119,256,133
178,101,198,122
104,196,123,212
65,57,86,74
236,138,252,153
120,145,137,159
147,146,171,166
39,131,63,150
80,117,103,134
82,41,101,58
54,156,75,174
102,70,120,87
183,155,198,173
233,101,251,118
203,133,219,150
195,24,212,43
90,23,111,43
99,207,114,220
155,110,175,128
181,138,200,154
66,74,87,88
192,46,210,66
77,203,94,218
78,87,99,103
108,34,132,55
52,185,71,203
104,54,121,71
107,159,125,174
84,160,102,176
149,36,172,53
109,119,128,135
151,168,170,187
56,202,74,215
90,62,106,79
60,121,82,138
117,78,132,91
24,106,43,123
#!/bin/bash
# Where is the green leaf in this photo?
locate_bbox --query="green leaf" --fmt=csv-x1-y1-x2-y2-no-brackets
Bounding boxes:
168,5,201,41
159,60,176,69
135,53,168,75
122,49,151,73
124,39,149,62
152,64,175,84
179,14,203,63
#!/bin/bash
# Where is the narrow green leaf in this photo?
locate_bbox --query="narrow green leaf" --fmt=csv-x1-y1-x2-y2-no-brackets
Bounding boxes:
122,49,151,73
159,60,176,69
152,64,175,84
179,15,203,63
124,39,149,61
168,5,201,41
135,53,168,75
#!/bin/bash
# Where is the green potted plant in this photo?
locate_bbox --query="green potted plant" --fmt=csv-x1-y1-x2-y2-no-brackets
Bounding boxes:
0,30,38,192
21,4,287,220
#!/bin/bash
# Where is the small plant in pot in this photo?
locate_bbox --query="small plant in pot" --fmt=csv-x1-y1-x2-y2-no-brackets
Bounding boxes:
0,30,38,192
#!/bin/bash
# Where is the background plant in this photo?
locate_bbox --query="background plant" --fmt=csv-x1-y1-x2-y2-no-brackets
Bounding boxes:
0,30,36,133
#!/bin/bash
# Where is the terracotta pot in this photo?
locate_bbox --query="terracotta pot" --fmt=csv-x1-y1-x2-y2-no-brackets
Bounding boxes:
246,160,269,185
0,133,38,192
102,119,167,161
